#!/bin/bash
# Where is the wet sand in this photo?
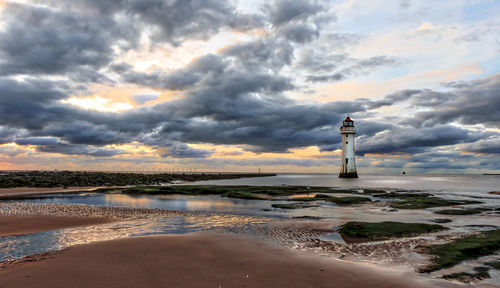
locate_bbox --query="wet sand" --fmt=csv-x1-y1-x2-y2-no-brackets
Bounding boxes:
0,232,441,288
0,215,112,237
0,187,99,198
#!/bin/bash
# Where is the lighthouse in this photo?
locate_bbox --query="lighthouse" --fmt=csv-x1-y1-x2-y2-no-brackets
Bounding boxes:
339,116,358,178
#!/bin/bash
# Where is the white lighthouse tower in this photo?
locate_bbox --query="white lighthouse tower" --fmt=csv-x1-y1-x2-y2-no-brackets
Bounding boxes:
339,116,358,178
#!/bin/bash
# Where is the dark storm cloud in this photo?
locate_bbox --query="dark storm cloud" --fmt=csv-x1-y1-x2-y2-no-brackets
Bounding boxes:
1,60,498,159
159,142,212,159
122,54,226,90
125,0,263,45
266,0,323,26
43,0,263,46
223,38,294,72
0,78,79,130
0,78,67,103
356,125,482,155
0,3,133,77
5,65,495,157
0,0,264,79
38,122,132,146
278,23,319,43
128,71,358,152
15,137,127,157
0,127,23,144
369,74,500,128
414,75,500,128
461,138,500,155
368,89,423,109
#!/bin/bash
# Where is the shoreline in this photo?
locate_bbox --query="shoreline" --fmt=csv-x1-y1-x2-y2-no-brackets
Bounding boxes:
0,171,276,189
0,187,100,198
0,232,444,288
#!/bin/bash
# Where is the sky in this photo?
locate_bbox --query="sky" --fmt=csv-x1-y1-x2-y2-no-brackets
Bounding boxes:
0,0,499,173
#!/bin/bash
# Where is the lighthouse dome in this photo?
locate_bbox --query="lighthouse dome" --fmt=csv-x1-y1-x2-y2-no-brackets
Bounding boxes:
342,116,354,127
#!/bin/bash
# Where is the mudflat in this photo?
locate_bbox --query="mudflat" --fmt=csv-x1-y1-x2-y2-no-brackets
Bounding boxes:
0,187,97,198
0,215,112,237
0,233,439,288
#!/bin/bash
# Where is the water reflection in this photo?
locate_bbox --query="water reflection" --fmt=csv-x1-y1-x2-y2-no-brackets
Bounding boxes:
105,194,151,208
186,173,500,194
0,214,270,262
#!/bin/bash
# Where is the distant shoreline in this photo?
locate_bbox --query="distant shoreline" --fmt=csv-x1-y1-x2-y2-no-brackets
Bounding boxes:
0,171,276,189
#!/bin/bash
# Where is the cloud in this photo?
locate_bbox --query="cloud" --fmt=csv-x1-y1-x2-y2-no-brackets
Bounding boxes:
159,142,212,158
369,74,500,128
15,137,127,157
0,3,133,78
0,127,22,144
460,138,500,155
356,125,482,155
266,0,323,26
307,55,400,82
131,94,159,105
0,78,75,130
122,54,226,90
223,38,294,72
278,23,319,43
124,0,263,45
414,75,500,128
38,122,131,146
43,0,263,45
297,51,347,72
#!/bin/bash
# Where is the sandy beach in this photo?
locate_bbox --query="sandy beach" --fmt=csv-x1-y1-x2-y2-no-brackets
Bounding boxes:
0,232,442,288
0,215,112,237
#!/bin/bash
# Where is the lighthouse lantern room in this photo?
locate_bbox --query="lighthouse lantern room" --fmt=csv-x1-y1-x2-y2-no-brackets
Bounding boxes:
339,116,358,178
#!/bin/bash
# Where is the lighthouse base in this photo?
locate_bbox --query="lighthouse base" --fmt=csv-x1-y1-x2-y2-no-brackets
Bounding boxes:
339,172,358,178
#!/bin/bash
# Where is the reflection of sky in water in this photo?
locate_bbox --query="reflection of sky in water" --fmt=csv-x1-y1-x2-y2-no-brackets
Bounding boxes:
17,192,405,220
0,214,270,262
187,173,500,194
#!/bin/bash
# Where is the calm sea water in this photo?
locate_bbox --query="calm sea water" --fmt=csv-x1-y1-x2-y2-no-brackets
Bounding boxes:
188,173,500,194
